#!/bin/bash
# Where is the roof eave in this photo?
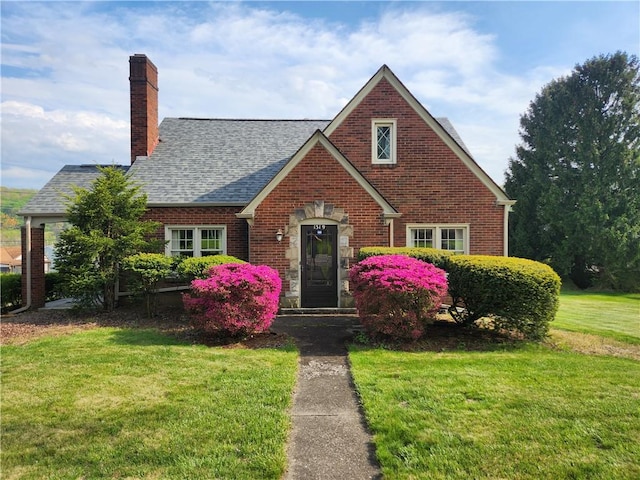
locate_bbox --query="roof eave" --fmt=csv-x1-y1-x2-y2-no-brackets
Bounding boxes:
146,202,247,208
238,130,398,220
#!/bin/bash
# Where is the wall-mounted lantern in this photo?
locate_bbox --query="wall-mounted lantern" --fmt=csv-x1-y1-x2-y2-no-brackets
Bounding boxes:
276,229,284,242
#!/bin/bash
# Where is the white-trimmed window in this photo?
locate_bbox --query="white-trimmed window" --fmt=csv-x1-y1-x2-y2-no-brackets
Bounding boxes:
406,224,469,254
372,119,397,164
165,226,226,257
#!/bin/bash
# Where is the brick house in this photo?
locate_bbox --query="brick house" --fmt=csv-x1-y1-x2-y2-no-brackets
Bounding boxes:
20,54,514,310
0,246,51,274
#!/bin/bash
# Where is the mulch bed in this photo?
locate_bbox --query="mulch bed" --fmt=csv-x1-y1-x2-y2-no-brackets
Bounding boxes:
3,302,515,352
1,301,292,349
7,296,634,359
355,320,523,352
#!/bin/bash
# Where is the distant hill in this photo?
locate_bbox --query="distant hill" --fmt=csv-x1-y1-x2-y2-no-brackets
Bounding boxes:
1,187,66,247
1,187,38,246
1,187,37,217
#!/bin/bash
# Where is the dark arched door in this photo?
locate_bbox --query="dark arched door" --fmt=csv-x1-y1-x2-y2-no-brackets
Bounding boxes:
301,224,338,308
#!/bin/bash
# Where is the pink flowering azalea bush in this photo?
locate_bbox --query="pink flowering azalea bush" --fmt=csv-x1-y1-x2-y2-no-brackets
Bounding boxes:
183,263,282,336
349,254,448,340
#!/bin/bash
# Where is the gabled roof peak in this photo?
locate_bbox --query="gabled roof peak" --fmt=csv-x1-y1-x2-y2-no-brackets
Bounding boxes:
324,63,510,201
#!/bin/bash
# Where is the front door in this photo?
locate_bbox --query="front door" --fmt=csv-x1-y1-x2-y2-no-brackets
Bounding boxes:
301,224,338,308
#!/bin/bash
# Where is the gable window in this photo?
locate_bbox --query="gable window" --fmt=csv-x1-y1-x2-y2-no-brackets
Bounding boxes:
406,224,469,254
372,119,397,164
166,226,226,257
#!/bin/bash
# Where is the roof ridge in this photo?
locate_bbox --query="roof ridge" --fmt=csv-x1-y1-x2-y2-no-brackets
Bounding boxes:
172,117,331,122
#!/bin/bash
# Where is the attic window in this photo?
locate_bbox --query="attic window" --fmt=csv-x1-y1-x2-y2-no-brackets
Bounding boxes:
372,119,397,164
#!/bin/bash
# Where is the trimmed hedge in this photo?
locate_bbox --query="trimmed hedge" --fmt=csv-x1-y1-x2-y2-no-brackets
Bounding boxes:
176,255,246,280
2,272,64,311
122,253,175,318
356,248,561,340
1,273,21,311
358,247,452,270
447,255,561,340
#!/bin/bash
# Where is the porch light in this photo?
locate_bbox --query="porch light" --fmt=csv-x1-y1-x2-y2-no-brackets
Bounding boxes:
276,229,284,242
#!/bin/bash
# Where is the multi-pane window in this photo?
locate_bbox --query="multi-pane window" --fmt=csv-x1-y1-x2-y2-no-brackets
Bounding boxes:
411,227,434,248
440,228,465,254
372,119,397,164
166,226,226,257
407,224,468,254
377,125,392,160
170,229,194,257
200,228,223,256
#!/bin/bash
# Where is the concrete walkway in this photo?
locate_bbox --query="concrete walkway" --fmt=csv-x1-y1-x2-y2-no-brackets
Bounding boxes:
272,316,381,480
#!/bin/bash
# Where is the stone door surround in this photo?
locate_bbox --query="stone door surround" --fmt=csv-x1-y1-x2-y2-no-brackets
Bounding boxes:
283,200,354,308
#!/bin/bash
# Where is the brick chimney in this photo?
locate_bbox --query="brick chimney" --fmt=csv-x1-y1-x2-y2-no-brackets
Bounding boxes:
129,54,158,164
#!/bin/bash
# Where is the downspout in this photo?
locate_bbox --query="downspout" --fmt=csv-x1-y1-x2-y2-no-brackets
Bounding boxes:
246,219,252,263
503,203,511,257
12,216,32,313
383,213,402,247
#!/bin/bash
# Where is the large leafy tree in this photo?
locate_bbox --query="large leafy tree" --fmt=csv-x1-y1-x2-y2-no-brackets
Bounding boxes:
505,52,640,290
55,166,161,310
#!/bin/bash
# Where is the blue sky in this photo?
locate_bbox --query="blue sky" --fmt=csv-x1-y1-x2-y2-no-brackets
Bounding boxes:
2,1,638,190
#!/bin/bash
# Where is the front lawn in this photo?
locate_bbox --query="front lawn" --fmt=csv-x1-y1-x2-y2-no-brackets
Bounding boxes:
1,328,298,479
554,290,640,343
349,345,640,479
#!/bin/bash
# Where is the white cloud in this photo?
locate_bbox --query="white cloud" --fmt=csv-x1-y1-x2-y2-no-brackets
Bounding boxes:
0,165,57,190
1,100,129,182
1,165,48,180
2,1,634,189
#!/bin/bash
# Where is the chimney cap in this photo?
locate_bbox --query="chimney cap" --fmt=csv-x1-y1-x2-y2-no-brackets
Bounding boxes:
129,54,158,74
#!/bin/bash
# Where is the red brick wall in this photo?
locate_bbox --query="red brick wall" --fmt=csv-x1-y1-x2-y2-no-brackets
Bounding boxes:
143,206,249,260
130,54,159,164
328,78,504,255
137,72,504,289
21,226,46,309
251,143,389,277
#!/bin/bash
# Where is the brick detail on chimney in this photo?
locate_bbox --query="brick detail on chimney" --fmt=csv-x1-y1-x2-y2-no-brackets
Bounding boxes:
129,54,159,164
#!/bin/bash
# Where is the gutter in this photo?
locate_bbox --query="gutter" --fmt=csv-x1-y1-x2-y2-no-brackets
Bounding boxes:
12,216,32,313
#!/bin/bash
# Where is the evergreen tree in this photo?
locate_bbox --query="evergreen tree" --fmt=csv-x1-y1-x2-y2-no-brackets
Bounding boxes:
55,166,161,310
505,52,640,290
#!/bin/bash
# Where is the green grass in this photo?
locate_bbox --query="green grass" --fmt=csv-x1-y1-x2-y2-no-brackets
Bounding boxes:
1,328,298,479
554,290,640,344
350,345,640,480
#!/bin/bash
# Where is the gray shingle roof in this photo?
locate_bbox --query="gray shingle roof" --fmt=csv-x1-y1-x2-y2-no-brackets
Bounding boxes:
20,116,469,215
19,164,130,216
129,118,330,204
436,117,470,155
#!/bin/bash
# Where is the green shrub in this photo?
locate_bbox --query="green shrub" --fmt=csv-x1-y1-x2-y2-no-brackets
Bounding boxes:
1,273,22,311
121,253,175,318
357,247,561,341
176,255,246,280
349,255,448,340
45,272,64,302
183,263,281,336
358,247,452,269
447,255,561,340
